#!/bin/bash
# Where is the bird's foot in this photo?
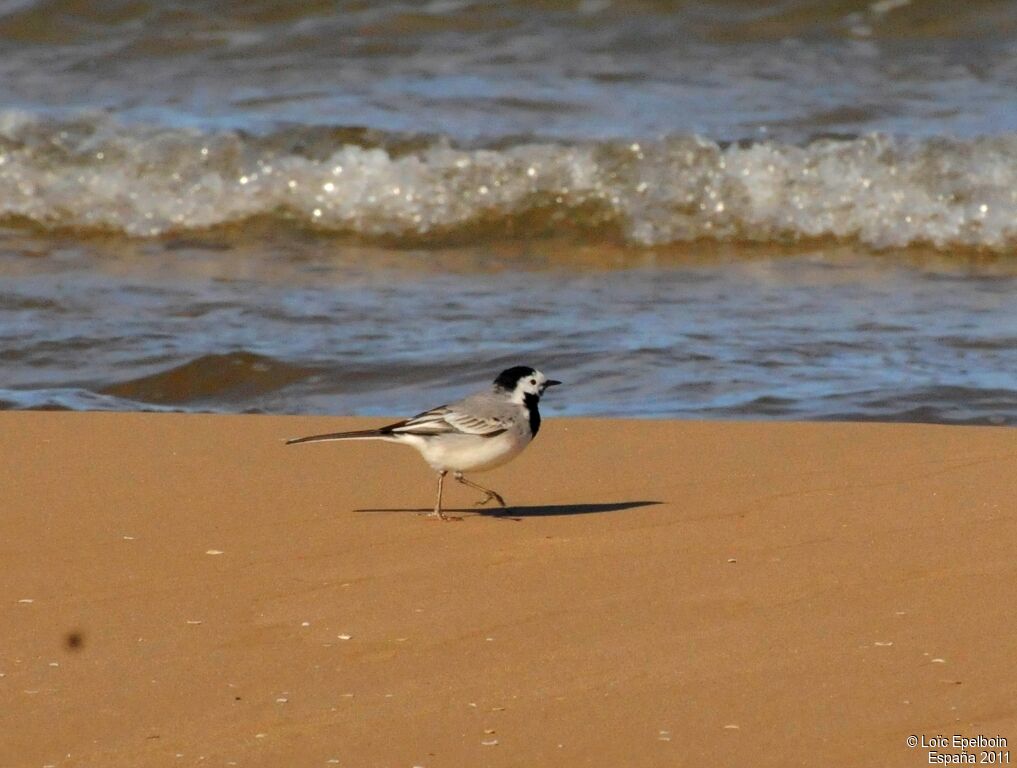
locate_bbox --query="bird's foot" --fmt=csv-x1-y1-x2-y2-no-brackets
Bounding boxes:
475,490,506,508
424,509,463,522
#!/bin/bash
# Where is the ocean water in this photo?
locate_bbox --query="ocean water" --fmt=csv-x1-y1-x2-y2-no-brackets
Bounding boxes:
0,1,1015,423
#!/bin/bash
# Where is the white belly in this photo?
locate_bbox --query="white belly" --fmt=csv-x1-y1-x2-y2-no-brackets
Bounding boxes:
408,430,529,473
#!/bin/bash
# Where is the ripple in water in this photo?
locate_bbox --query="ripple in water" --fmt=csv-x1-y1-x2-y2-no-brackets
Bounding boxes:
1,238,1014,425
1,114,1017,252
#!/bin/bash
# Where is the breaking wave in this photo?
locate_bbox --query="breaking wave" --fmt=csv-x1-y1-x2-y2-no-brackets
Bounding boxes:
2,111,1016,252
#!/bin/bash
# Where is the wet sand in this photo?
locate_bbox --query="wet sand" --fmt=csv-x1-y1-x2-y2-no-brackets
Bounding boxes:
2,412,1015,767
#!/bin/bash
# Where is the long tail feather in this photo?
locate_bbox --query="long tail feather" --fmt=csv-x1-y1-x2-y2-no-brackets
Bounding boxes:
285,429,392,445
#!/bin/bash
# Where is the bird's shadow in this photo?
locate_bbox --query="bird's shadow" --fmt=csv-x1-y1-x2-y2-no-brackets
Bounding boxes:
356,500,662,520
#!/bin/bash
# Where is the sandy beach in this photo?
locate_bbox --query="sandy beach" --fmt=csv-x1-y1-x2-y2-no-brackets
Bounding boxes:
2,412,1014,766
3,2,1016,765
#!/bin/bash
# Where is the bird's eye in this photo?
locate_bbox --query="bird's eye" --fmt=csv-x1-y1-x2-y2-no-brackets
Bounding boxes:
529,379,536,385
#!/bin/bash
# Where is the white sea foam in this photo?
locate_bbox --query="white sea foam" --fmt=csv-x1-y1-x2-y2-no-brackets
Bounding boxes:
1,112,1015,251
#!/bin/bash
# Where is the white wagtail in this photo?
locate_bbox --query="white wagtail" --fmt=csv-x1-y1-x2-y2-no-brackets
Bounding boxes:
286,366,561,520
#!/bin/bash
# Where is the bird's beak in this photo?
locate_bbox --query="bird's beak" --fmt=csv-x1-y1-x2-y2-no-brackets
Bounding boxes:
545,380,562,387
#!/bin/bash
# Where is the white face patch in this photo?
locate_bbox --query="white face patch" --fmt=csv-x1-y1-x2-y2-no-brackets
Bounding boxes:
510,370,548,403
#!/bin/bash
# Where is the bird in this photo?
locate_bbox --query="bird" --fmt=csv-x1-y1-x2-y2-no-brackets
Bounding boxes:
286,366,561,520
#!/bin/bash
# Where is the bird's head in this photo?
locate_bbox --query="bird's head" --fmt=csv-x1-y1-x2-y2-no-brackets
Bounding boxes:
493,366,561,404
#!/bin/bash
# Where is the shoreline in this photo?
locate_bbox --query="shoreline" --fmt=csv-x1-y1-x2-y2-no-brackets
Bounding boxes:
2,412,1015,766
4,240,1014,426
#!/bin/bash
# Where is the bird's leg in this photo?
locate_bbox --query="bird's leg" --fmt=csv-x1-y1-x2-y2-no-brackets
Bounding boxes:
431,470,448,520
428,471,461,521
454,472,506,508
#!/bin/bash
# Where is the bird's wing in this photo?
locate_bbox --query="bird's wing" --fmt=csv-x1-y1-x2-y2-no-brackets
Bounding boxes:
442,408,512,436
386,404,510,438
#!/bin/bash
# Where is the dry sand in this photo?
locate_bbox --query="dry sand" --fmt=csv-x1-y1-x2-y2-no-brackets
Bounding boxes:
1,412,1015,767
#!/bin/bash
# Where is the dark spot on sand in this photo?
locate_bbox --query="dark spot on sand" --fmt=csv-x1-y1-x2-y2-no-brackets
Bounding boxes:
65,631,84,650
